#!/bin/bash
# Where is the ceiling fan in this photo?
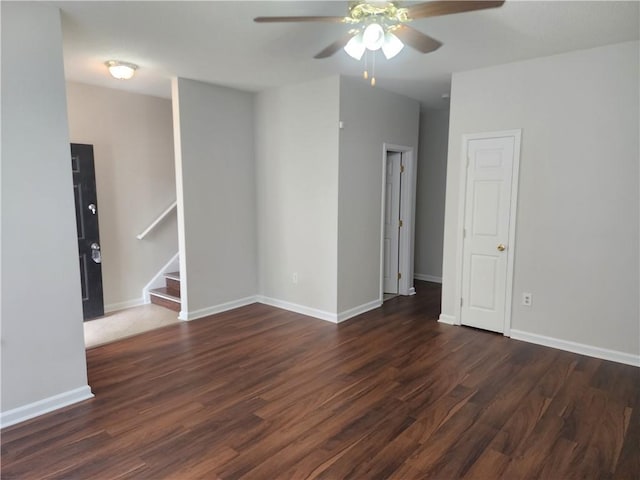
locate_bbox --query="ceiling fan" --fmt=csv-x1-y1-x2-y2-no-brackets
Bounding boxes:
254,1,505,60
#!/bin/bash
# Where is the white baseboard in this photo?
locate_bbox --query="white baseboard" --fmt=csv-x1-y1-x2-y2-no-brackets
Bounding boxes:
414,273,443,283
143,252,180,303
438,314,456,325
178,296,257,321
337,299,382,323
510,329,640,367
104,297,146,314
256,296,338,323
177,294,382,325
0,386,94,429
408,287,416,296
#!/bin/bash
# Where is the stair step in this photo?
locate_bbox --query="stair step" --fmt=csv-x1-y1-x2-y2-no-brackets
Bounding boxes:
149,287,180,312
165,271,180,281
164,271,181,297
165,277,180,297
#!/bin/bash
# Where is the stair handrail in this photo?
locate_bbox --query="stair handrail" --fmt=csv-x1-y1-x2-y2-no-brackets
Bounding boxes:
137,201,177,240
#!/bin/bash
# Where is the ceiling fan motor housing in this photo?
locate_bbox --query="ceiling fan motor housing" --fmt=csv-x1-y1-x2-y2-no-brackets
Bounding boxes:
346,1,410,25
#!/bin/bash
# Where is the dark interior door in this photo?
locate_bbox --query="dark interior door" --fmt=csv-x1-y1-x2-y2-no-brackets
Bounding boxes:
71,143,104,320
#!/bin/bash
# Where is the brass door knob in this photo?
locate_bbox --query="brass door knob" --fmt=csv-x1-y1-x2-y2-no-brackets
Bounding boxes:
497,244,506,252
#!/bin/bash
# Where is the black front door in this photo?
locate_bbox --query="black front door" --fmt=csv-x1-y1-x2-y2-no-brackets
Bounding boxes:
71,143,104,320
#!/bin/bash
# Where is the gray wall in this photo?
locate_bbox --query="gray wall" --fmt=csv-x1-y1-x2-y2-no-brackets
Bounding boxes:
66,82,178,311
255,77,341,314
443,41,639,356
338,77,420,312
414,108,449,282
254,75,420,316
1,3,90,414
172,78,257,318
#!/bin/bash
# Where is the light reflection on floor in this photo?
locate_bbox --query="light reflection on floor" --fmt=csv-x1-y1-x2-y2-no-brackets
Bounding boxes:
84,303,180,349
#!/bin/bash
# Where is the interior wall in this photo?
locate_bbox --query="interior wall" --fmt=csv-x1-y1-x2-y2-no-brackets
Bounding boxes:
1,3,91,417
337,77,420,313
255,76,341,314
443,41,639,357
414,108,449,283
171,78,257,318
66,82,178,311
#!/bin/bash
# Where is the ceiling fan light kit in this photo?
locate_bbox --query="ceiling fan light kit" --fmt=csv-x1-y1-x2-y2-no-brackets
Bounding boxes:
254,1,505,86
362,23,385,50
344,34,366,60
382,31,404,59
345,23,404,59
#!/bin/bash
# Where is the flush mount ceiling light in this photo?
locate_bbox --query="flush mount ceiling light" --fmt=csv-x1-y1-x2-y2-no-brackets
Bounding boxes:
105,60,138,80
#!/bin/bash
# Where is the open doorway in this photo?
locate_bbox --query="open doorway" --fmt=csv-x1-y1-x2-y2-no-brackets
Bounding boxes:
381,143,416,301
66,82,178,346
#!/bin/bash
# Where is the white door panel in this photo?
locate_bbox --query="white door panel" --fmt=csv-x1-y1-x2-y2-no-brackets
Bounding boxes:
472,181,501,236
461,136,515,333
469,254,498,310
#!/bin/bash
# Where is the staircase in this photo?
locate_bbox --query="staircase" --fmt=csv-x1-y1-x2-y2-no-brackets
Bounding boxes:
149,271,181,312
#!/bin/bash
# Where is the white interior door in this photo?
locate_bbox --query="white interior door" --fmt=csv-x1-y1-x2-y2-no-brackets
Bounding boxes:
383,152,402,294
461,135,516,333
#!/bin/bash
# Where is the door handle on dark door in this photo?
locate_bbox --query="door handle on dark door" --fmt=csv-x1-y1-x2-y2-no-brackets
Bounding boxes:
88,204,96,215
91,242,101,263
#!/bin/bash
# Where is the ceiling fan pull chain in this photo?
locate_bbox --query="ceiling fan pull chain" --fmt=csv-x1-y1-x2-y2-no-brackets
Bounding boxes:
363,50,369,80
371,52,376,87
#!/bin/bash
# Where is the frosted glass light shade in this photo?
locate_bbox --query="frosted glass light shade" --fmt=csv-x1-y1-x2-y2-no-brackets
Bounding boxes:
105,60,138,80
362,23,385,51
344,34,366,60
382,32,404,59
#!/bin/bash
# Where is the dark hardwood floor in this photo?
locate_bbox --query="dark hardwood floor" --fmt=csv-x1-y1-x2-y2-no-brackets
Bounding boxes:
2,281,638,479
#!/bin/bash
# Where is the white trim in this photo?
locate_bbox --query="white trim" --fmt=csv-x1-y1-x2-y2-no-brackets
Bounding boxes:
142,252,180,302
256,296,338,323
379,148,391,299
455,129,522,334
0,386,94,429
178,296,257,321
438,314,456,325
104,297,146,314
510,330,640,368
503,131,522,337
136,201,177,240
380,143,417,300
172,78,189,316
149,290,179,302
414,273,442,283
178,294,383,325
408,287,416,296
337,299,382,323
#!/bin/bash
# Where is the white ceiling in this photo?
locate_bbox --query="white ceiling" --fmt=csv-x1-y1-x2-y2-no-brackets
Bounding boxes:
55,1,639,108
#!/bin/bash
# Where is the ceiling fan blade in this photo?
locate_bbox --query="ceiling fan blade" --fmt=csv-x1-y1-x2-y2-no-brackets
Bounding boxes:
392,25,442,54
407,1,505,19
314,31,359,59
254,16,346,23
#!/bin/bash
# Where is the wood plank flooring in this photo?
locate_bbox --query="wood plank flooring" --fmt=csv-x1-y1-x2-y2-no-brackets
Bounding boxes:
2,281,638,479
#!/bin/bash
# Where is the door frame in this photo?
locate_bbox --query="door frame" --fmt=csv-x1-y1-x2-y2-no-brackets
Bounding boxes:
380,143,417,300
454,129,522,336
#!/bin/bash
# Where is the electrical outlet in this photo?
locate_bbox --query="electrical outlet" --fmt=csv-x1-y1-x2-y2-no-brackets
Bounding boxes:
522,293,532,307
292,272,298,284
